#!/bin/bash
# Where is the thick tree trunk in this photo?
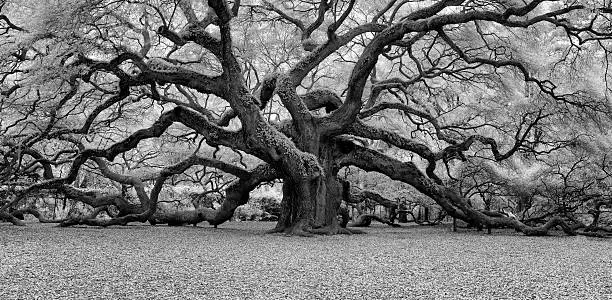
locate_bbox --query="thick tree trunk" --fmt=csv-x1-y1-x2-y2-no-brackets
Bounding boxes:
272,141,355,235
310,146,355,234
271,176,322,235
309,172,359,234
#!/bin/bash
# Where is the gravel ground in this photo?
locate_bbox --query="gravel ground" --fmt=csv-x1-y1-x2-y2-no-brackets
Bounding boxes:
1,222,611,300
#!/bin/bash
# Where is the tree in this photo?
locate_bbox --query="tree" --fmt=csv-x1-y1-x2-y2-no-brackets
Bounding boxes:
1,0,611,236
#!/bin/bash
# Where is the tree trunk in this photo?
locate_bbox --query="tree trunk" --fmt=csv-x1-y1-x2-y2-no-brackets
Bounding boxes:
271,176,322,235
272,140,354,235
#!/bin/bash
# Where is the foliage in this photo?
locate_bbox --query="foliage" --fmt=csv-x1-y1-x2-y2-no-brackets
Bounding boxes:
1,0,611,236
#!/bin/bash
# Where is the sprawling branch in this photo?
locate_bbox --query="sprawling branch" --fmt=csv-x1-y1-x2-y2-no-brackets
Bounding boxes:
338,143,579,236
144,58,228,98
360,102,456,144
0,14,26,32
332,0,601,130
150,163,280,226
347,121,436,160
7,106,244,202
60,151,270,227
345,188,398,211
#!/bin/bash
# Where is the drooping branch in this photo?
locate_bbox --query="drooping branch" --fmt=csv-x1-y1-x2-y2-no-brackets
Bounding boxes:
344,188,401,227
56,157,157,227
59,185,126,210
345,189,398,210
0,210,25,226
351,106,551,180
0,14,26,32
7,106,245,206
349,214,400,227
92,106,245,161
141,154,251,181
151,163,280,226
337,143,581,236
437,110,550,162
2,143,56,180
59,151,266,227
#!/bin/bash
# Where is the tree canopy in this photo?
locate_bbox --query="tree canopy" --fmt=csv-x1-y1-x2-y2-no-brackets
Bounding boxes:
1,0,612,236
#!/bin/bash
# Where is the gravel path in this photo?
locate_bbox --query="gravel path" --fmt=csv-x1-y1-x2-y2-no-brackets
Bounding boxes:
1,222,611,299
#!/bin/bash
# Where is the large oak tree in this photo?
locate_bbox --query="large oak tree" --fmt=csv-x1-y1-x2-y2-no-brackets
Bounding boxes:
1,0,611,236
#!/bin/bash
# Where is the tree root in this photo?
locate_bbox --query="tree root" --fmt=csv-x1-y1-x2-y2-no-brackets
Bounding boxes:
267,219,314,236
269,219,365,236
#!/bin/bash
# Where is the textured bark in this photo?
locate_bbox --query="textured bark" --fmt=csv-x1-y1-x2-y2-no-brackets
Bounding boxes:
271,177,323,235
271,141,355,235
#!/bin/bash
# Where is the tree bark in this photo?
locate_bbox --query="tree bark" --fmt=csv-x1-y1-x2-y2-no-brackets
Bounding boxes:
271,138,358,235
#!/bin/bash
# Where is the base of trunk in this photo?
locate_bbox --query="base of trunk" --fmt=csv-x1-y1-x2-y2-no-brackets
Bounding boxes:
268,219,315,236
270,217,364,235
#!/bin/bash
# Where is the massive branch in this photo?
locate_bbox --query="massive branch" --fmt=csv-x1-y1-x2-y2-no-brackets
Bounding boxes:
338,142,579,236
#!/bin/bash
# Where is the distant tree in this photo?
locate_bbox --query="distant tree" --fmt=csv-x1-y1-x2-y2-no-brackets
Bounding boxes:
1,0,611,236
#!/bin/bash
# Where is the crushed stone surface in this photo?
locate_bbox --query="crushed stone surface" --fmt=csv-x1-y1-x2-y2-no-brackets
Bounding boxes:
1,222,611,299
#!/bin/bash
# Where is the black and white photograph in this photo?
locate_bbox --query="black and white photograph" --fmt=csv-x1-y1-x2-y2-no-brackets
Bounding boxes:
1,0,611,298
